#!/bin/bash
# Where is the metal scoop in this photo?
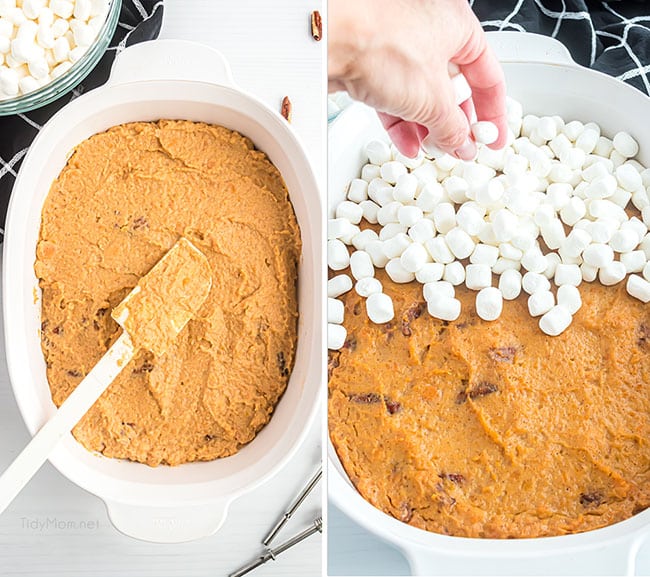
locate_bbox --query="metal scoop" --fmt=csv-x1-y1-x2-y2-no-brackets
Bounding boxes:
0,237,212,516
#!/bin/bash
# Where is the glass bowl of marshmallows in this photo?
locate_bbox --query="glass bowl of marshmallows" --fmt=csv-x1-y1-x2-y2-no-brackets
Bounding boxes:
0,0,121,115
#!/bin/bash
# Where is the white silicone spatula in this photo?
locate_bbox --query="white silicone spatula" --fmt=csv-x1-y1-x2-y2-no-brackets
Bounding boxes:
0,237,212,516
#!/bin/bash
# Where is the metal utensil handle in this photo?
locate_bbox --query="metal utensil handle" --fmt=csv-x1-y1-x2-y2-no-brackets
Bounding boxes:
262,465,322,546
229,517,323,577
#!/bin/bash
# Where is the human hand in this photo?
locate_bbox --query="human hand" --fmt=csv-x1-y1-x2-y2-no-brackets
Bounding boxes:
328,0,507,160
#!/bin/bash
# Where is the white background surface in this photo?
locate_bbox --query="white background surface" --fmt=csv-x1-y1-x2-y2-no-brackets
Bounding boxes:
0,1,324,576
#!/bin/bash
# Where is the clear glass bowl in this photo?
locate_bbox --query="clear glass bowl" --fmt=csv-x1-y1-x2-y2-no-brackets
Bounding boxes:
0,0,122,116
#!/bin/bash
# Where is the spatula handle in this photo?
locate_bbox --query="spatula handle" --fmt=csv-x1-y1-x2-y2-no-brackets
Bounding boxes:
0,332,134,516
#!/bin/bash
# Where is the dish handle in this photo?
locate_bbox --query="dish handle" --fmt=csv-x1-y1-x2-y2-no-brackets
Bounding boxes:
486,31,577,67
403,538,640,576
104,498,231,543
107,39,236,88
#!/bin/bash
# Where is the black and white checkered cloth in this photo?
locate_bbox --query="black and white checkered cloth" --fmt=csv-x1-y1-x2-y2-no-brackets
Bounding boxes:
0,0,163,242
472,0,650,94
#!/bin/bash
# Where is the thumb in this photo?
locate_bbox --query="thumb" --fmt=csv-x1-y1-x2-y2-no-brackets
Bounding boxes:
417,74,475,160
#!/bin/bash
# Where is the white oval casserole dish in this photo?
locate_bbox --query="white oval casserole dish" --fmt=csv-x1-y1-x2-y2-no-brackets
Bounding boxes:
328,32,650,575
3,39,322,543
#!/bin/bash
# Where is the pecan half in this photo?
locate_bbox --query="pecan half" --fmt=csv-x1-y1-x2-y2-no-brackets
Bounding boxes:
328,350,341,379
439,472,465,484
310,10,322,41
281,96,292,122
384,397,402,415
457,381,498,403
401,301,425,336
580,492,603,507
488,346,517,363
349,392,382,404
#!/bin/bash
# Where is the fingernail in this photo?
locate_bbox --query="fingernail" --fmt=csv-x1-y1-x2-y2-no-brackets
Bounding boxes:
421,139,445,159
454,138,477,161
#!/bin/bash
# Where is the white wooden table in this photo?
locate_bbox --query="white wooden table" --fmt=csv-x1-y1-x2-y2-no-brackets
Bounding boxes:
0,1,323,576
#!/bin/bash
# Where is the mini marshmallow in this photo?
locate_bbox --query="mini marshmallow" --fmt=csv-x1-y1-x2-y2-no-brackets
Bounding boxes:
598,261,627,286
393,173,418,203
539,305,572,336
359,200,380,224
327,239,350,271
425,236,455,264
366,292,395,324
432,202,456,234
347,178,369,203
328,298,344,324
465,263,492,290
340,224,360,245
557,284,582,314
528,290,555,317
491,208,518,242
351,229,379,251
382,232,411,259
476,287,503,321
408,218,436,243
416,262,445,283
609,229,639,253
492,257,521,274
427,297,461,322
445,227,475,259
470,243,499,267
366,240,389,268
540,219,566,250
562,228,591,258
521,246,547,274
361,163,381,182
379,223,406,242
365,140,391,165
620,250,645,273
615,163,642,192
52,35,69,61
355,277,383,297
395,150,425,170
581,262,598,282
502,240,525,260
385,258,415,283
582,243,614,268
328,218,355,240
349,250,374,280
644,261,650,282
471,121,499,145
443,261,465,286
554,263,582,287
400,242,429,273
328,323,347,350
475,178,505,208
613,131,639,158
626,215,647,237
51,0,74,19
499,268,522,300
585,175,617,199
610,150,627,168
560,196,587,226
380,160,407,184
423,280,455,301
522,271,551,294
416,182,445,212
627,274,650,303
398,205,424,228
559,147,585,170
537,116,557,141
377,201,402,226
543,252,561,280
582,161,611,182
575,128,599,154
610,187,632,209
327,274,353,298
548,163,573,184
443,175,469,203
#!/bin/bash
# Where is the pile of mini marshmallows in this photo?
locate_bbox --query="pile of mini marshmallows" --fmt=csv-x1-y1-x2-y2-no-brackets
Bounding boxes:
328,97,650,350
0,0,109,99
